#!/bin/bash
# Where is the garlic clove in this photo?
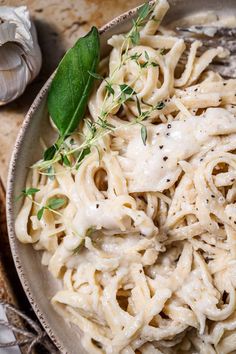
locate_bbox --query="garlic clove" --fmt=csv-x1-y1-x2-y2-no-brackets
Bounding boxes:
0,6,42,105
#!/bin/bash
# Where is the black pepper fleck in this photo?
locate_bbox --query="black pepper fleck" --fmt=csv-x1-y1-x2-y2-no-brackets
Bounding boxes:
96,204,99,208
194,88,198,92
211,195,215,198
223,82,227,86
166,179,170,182
167,124,171,129
166,133,170,136
159,145,164,149
163,156,168,161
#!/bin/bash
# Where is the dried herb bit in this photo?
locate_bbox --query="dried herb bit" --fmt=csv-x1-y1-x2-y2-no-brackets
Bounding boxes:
159,48,165,55
155,101,165,110
16,188,40,202
141,125,147,145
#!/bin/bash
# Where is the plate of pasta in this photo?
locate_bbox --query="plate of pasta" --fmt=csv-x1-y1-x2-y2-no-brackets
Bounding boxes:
7,0,236,353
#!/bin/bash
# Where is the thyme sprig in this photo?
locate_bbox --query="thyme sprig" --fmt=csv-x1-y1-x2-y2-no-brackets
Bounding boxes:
16,188,66,221
126,2,155,45
34,1,161,173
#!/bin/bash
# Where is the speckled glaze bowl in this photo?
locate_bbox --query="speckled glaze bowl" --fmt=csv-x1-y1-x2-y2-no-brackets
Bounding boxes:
6,1,236,353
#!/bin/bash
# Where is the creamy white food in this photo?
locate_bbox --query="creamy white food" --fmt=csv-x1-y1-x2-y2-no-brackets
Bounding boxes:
16,1,236,353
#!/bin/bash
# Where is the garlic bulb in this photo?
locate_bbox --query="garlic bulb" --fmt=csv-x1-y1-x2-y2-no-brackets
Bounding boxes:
0,6,42,105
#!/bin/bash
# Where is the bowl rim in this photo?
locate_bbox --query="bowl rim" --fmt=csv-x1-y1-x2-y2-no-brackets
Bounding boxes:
6,3,146,352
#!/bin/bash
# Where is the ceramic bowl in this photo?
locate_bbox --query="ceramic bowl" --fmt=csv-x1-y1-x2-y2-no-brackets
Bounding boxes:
6,0,236,353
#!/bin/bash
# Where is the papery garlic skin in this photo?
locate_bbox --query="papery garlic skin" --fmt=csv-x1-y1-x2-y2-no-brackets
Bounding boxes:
0,6,42,105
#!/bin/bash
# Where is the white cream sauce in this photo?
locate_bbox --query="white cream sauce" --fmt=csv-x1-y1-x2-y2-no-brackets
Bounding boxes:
119,108,236,193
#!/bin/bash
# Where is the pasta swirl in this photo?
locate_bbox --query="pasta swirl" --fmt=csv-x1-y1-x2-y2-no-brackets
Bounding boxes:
16,1,236,353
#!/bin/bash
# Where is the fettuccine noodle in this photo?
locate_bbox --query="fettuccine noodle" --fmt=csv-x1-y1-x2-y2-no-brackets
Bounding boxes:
16,1,236,353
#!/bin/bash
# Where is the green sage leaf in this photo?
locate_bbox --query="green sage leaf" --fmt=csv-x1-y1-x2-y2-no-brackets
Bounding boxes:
48,27,100,139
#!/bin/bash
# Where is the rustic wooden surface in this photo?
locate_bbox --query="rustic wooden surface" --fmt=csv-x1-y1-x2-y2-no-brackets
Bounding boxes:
0,0,143,352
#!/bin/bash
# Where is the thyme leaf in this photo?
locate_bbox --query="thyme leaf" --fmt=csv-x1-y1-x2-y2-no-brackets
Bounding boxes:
47,197,65,210
15,188,40,202
76,147,91,169
44,144,58,161
37,207,45,220
105,82,115,96
120,84,136,95
141,125,147,145
61,154,71,167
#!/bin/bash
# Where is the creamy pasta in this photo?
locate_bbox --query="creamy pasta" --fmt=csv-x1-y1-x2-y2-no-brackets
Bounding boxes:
16,1,236,353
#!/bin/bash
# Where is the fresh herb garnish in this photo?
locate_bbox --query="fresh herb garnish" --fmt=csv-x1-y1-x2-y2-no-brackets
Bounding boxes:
44,27,100,163
144,51,149,61
141,125,147,145
33,1,163,170
105,81,115,96
37,197,66,220
44,144,58,161
61,154,71,167
15,188,40,201
128,2,154,45
73,227,94,254
46,166,55,180
119,84,136,95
